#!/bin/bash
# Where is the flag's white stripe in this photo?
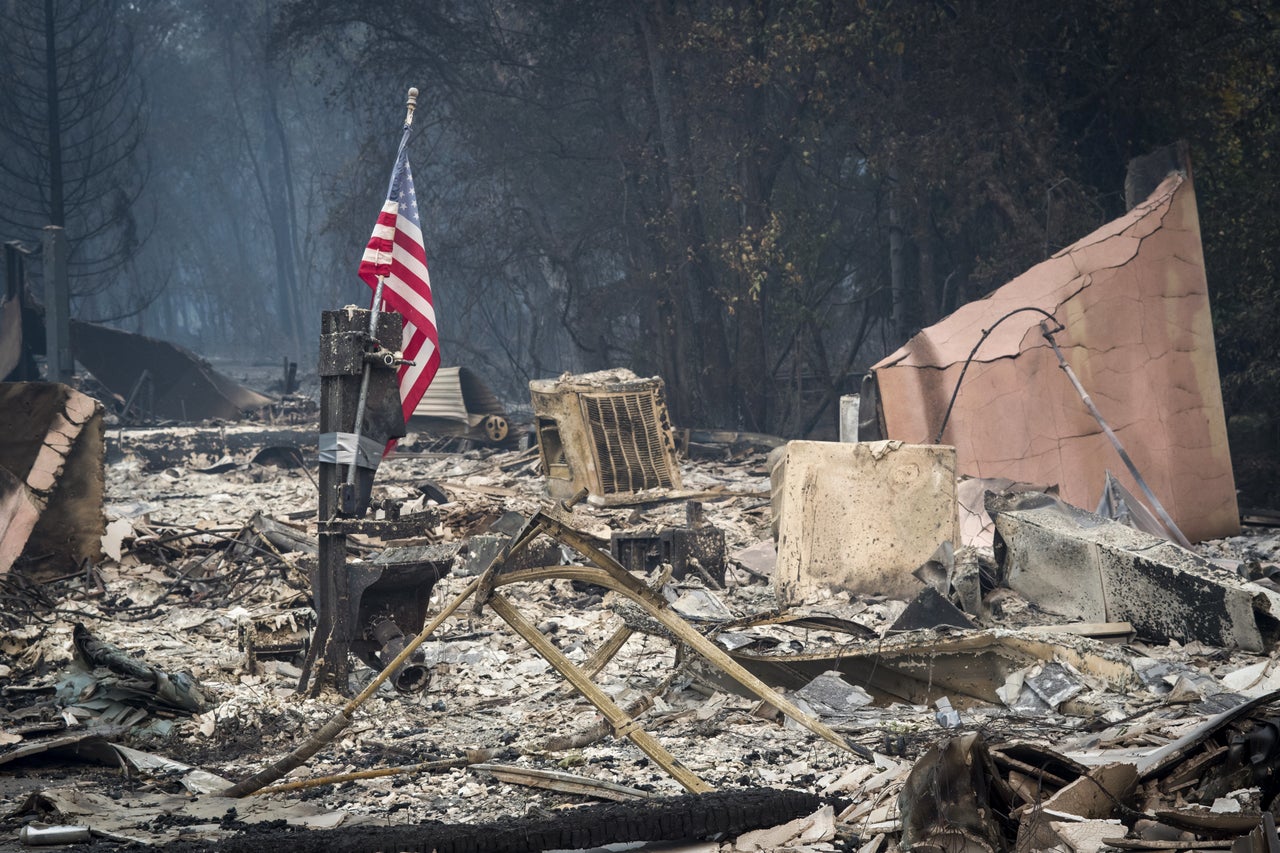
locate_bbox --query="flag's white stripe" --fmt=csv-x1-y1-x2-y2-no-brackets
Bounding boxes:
371,222,396,241
387,270,437,329
393,238,429,282
399,349,428,394
397,216,423,247
390,250,434,316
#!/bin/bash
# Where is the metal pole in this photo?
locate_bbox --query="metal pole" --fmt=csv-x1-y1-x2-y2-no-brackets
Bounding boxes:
42,225,72,384
344,279,385,489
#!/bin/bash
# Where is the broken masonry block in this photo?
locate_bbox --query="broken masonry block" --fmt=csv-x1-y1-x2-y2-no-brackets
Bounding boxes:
990,491,1280,652
0,382,104,579
529,368,681,503
771,439,958,604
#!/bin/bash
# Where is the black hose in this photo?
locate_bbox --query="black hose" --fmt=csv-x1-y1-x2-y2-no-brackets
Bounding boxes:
933,306,1063,444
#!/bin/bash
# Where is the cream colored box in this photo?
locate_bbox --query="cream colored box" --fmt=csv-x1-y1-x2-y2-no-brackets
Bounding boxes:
772,440,957,604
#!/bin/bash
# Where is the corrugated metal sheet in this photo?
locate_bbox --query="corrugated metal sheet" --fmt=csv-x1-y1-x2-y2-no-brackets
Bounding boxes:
412,366,505,427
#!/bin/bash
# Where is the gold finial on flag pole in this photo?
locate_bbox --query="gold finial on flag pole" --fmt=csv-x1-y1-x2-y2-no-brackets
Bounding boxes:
405,87,419,127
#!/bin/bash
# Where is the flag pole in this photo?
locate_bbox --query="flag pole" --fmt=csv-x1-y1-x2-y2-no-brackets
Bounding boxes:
344,87,419,498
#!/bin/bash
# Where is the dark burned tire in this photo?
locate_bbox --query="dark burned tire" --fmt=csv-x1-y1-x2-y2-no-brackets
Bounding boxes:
155,787,823,853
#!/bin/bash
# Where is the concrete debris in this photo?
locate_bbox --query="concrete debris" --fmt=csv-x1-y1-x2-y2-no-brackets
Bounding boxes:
991,490,1280,651
771,440,958,604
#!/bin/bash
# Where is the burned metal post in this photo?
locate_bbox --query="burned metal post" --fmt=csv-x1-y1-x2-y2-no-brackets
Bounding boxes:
41,226,71,384
299,307,407,695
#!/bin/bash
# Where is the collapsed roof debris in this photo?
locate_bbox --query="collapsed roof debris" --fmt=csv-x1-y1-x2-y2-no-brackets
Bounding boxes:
70,319,274,422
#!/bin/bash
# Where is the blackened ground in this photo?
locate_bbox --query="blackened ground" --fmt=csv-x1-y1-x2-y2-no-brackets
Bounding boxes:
133,787,825,853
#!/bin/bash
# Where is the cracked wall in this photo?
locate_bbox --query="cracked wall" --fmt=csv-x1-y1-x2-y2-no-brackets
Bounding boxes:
870,173,1238,542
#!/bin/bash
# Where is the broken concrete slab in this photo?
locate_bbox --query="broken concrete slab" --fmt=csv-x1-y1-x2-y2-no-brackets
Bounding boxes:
529,368,682,502
0,382,104,579
990,491,1280,651
771,440,958,604
869,165,1238,543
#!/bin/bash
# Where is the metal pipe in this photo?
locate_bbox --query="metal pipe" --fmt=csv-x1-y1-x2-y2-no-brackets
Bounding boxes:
371,617,430,694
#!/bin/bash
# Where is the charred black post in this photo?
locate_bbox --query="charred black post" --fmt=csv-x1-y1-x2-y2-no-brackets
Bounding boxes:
298,307,407,696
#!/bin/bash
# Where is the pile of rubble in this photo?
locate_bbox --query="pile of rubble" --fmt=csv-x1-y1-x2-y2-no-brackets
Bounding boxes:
2,156,1276,852
1,410,1279,852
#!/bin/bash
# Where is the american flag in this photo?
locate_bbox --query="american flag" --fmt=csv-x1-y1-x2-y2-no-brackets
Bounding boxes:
358,124,440,431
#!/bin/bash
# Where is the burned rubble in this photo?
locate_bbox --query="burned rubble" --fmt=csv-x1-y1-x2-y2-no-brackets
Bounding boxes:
1,380,1280,852
4,173,1280,853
